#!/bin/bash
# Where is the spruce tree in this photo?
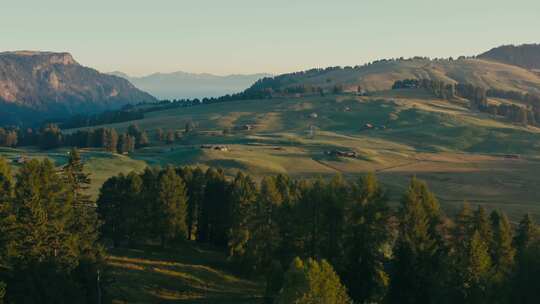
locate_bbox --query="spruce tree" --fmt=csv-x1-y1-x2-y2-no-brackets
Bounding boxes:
511,240,540,304
246,177,283,272
276,257,352,304
461,231,492,303
344,173,391,303
0,157,13,203
489,210,515,302
62,148,101,259
513,213,538,254
472,206,492,245
227,172,257,266
324,175,348,265
156,167,188,246
388,177,445,304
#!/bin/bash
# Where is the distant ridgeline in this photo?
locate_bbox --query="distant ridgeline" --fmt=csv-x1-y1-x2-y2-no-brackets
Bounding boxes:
55,89,270,130
393,79,540,126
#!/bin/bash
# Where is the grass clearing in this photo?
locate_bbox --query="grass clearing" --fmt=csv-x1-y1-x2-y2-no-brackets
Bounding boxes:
107,243,264,304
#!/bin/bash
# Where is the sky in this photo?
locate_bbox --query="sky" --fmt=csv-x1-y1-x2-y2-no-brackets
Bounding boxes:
1,0,539,76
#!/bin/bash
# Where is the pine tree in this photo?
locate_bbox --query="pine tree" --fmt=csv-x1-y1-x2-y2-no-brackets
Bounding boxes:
227,172,257,266
137,131,150,148
296,178,327,258
324,175,348,265
509,215,537,303
156,167,188,247
0,157,15,263
453,202,473,244
343,173,391,303
388,177,445,304
489,210,515,302
246,177,283,272
472,206,492,244
63,148,100,259
140,167,160,239
276,257,352,304
511,240,540,304
461,231,492,303
177,167,206,241
104,128,118,153
97,172,143,246
513,213,538,254
0,157,13,203
11,159,77,267
198,168,229,246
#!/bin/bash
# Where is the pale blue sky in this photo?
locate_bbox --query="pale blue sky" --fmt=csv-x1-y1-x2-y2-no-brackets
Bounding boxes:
1,0,538,76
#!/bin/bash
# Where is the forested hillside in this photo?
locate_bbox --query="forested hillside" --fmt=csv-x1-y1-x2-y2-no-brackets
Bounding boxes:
2,153,538,303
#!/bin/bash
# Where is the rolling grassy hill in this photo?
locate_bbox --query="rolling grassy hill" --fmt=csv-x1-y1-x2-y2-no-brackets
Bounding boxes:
246,58,540,94
60,89,540,220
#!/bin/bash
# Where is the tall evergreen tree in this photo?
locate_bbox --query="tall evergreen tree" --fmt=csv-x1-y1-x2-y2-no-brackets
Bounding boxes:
275,257,352,304
388,177,445,304
513,213,538,255
450,204,493,304
156,167,188,247
343,173,391,303
246,177,283,272
228,172,257,265
323,175,348,265
489,210,515,302
62,148,101,259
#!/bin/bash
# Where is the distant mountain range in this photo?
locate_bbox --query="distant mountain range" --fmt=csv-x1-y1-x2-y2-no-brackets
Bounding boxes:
0,51,156,125
1,44,539,127
109,71,271,100
479,44,540,71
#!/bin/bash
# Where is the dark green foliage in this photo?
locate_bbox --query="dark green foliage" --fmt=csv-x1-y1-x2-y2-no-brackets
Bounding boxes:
343,173,391,303
0,128,18,147
117,133,135,154
388,177,445,304
450,203,492,303
0,156,103,303
275,257,352,304
93,167,539,304
227,172,257,268
156,166,188,246
511,240,540,304
39,124,63,150
489,210,515,302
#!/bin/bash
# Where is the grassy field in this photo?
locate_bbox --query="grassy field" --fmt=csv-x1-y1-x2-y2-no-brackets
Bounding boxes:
107,242,264,303
5,90,540,219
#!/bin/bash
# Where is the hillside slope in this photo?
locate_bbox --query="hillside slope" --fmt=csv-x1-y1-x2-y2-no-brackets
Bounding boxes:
479,44,540,71
0,51,156,125
110,71,270,100
246,58,540,94
64,91,540,219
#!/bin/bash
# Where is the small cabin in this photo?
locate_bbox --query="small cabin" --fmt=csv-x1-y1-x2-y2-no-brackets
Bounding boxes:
234,124,253,131
201,145,229,152
13,155,28,164
503,154,520,160
325,150,358,158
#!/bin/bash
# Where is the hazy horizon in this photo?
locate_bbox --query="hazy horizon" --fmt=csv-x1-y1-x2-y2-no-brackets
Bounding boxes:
1,0,539,76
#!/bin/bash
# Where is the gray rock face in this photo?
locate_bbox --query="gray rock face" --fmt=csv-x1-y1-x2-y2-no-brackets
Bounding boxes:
0,51,156,125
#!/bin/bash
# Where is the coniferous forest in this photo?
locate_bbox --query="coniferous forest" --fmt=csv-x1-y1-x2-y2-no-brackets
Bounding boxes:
0,150,538,303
